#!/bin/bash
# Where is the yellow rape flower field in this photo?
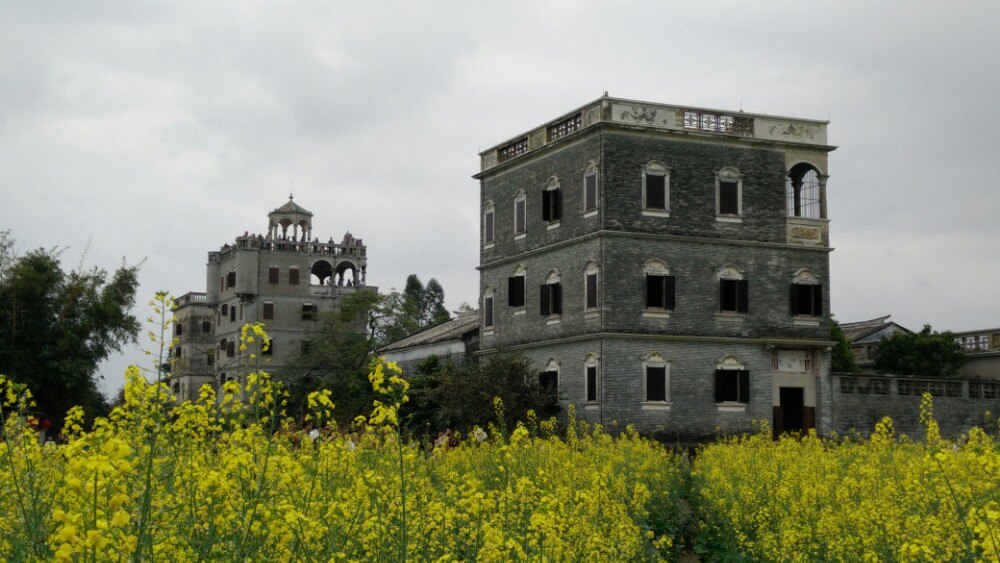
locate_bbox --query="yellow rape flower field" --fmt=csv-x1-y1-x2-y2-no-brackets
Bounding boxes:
1,322,999,560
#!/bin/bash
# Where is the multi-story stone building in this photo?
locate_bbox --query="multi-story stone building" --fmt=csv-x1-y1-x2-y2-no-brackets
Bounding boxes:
475,96,836,441
168,197,374,401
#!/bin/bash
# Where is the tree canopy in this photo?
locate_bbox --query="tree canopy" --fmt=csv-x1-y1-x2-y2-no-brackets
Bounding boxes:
377,274,451,346
0,231,141,430
873,324,966,377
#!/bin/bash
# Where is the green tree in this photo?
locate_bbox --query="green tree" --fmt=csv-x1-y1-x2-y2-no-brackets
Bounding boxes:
874,324,965,377
283,290,381,423
377,274,452,346
0,231,141,430
830,320,859,373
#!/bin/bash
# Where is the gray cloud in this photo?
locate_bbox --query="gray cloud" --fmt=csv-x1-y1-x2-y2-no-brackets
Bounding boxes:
0,1,997,394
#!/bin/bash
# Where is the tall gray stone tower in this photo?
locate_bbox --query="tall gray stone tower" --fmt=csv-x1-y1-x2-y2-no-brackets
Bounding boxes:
168,196,375,401
475,96,835,441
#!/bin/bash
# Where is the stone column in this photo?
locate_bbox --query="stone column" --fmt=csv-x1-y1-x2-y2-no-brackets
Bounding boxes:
818,175,830,219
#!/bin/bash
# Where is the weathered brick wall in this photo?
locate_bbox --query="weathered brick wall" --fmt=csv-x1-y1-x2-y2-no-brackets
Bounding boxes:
831,374,1000,439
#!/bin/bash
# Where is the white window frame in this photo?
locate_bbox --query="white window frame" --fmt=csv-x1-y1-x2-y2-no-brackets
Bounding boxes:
483,201,495,249
584,353,599,406
543,270,561,324
583,162,599,218
584,261,599,317
716,355,747,411
643,259,671,318
716,265,746,320
482,287,495,333
514,191,527,240
642,353,671,409
544,177,561,229
715,167,743,222
642,161,671,217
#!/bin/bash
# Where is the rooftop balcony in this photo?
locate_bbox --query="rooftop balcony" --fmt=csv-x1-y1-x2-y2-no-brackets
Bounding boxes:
175,292,208,308
209,236,366,263
478,96,832,174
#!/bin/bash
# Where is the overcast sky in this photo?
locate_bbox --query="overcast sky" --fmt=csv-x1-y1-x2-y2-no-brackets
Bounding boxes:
1,2,998,395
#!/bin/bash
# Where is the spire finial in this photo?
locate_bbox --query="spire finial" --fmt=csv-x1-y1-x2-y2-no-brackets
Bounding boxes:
289,191,294,201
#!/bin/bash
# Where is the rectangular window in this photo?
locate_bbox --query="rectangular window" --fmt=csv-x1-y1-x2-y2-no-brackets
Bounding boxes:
239,303,243,320
719,181,739,215
221,304,229,316
175,323,183,336
174,346,182,359
515,199,526,234
302,304,318,321
584,173,597,212
202,319,211,333
227,341,235,358
268,267,279,284
226,271,236,288
715,369,750,403
539,283,562,317
645,366,667,402
539,371,558,393
220,338,226,350
645,275,676,310
289,268,300,285
542,189,561,222
484,210,495,244
263,302,274,320
585,272,598,310
790,284,823,316
207,352,214,366
484,296,494,327
220,276,225,293
301,340,312,355
229,306,236,322
508,276,525,307
720,279,749,313
586,365,598,402
644,174,667,210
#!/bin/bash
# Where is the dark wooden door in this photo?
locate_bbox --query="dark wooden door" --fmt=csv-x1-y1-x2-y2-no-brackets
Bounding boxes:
780,387,804,434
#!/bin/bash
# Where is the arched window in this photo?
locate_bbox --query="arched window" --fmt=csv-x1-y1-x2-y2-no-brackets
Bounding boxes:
787,163,824,219
483,200,496,246
508,265,526,310
539,358,559,395
483,287,495,329
584,261,599,311
643,353,670,404
716,167,743,220
642,161,671,216
513,190,527,238
584,353,599,403
718,265,748,314
542,177,561,225
790,269,822,317
540,270,562,320
583,162,598,214
644,260,675,313
715,356,749,405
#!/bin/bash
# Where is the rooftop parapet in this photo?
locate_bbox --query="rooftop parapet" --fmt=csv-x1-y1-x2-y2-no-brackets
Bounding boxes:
175,292,208,308
209,236,366,263
477,96,832,175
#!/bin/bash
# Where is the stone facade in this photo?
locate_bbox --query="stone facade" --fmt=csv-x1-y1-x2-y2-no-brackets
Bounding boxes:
168,197,376,402
476,96,835,441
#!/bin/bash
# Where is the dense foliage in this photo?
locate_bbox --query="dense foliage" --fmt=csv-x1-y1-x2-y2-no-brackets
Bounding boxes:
830,320,859,373
0,231,140,429
376,274,451,345
874,324,966,377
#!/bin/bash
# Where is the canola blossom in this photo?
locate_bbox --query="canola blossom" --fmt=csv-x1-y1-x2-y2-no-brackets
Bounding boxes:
0,357,684,561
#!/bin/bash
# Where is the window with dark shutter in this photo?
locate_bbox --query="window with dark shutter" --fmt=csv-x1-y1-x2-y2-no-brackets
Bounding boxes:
484,296,494,327
551,283,561,315
230,306,235,322
540,284,550,316
221,304,228,316
515,199,526,233
646,275,676,310
645,174,666,210
586,273,598,309
220,338,226,349
586,365,597,402
202,319,211,333
539,371,558,393
226,271,236,288
302,304,317,321
645,366,667,402
738,370,750,403
540,283,562,317
715,369,738,402
175,323,183,336
719,181,739,215
174,346,182,359
263,302,274,320
239,303,243,320
508,276,525,307
207,352,214,366
289,268,300,285
542,189,561,222
584,173,597,212
720,279,747,312
268,267,279,284
227,341,235,358
791,283,823,316
484,210,495,244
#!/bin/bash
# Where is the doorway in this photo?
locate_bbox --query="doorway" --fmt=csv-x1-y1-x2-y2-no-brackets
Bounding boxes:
778,387,804,434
